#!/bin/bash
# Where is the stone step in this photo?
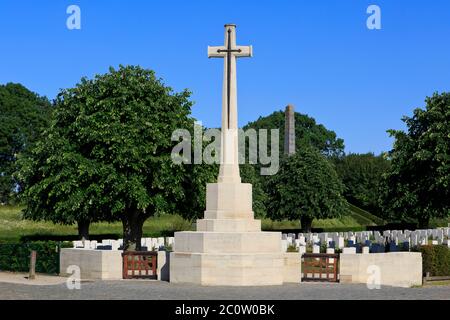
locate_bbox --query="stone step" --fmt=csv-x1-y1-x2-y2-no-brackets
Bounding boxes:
196,218,261,232
173,231,282,254
204,210,254,220
170,252,284,286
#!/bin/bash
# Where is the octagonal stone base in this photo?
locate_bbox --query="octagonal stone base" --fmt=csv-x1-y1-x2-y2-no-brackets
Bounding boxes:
170,182,283,286
170,251,284,286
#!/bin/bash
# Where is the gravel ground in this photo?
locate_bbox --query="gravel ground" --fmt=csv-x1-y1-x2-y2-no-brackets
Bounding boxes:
1,280,449,300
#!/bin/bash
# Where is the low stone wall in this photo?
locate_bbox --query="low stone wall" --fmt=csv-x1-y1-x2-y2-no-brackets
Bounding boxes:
283,252,302,283
60,249,170,281
60,248,123,280
339,252,422,288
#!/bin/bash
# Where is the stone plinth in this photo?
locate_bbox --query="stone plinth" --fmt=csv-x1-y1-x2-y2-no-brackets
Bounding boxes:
170,252,283,286
170,183,284,286
170,25,283,286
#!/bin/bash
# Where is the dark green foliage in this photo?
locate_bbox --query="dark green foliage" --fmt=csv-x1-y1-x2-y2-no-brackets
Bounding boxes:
244,110,345,157
0,241,71,274
241,109,345,218
0,83,51,204
415,245,450,276
379,93,450,228
265,147,348,232
16,65,202,250
348,203,385,226
240,163,266,218
177,161,218,221
333,153,390,215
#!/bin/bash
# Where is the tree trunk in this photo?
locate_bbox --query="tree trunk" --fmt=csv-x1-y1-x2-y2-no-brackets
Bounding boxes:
300,216,313,233
77,220,90,242
122,213,145,251
418,216,430,229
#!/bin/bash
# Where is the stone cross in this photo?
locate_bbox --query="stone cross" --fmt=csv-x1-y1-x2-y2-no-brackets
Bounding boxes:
208,24,252,183
284,104,295,155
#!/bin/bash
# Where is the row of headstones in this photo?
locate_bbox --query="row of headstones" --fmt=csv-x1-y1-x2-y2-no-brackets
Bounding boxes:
72,237,175,251
281,227,450,253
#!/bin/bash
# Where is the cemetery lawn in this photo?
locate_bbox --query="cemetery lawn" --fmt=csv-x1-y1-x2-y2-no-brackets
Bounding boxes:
2,206,448,243
425,280,450,287
0,206,365,242
0,206,192,243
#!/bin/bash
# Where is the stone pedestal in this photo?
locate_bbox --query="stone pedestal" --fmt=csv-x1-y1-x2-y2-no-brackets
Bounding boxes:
170,25,283,286
170,182,283,286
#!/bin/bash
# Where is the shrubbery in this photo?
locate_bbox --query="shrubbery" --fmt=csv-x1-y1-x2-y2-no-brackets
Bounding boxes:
0,241,71,274
415,245,450,276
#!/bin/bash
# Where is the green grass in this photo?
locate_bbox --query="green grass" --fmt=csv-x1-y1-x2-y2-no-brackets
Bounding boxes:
347,203,385,226
0,206,193,243
0,204,381,243
424,280,450,287
430,217,450,228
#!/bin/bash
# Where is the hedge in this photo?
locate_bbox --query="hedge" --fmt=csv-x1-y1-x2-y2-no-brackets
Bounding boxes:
415,245,450,277
0,241,71,274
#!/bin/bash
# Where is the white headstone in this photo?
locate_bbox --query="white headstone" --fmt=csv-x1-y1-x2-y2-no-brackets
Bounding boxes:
298,246,306,255
298,236,306,246
281,239,288,252
89,240,97,249
73,241,83,248
111,240,120,251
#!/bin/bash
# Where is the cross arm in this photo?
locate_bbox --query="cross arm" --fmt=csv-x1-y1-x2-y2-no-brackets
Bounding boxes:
234,45,253,58
207,45,253,58
208,46,226,58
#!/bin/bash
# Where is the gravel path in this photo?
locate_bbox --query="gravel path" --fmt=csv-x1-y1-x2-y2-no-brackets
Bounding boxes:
1,280,449,300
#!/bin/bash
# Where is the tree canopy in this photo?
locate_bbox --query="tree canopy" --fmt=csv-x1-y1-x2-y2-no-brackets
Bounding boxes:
0,83,51,204
379,92,450,228
333,152,390,215
265,147,348,232
17,65,205,248
244,110,345,157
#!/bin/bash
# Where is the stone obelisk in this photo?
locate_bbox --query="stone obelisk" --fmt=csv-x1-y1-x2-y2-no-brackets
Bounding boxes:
284,105,295,155
170,24,283,286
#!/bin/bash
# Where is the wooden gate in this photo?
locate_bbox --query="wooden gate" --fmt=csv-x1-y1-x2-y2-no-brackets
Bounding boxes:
122,251,157,279
301,253,339,282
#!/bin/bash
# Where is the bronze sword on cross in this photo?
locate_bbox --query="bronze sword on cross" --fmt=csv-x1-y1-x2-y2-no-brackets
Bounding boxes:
208,24,252,129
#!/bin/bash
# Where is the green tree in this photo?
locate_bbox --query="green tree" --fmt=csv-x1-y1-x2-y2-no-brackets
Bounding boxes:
266,147,348,232
333,153,390,214
242,109,345,218
0,83,51,204
379,93,450,228
240,163,267,218
17,66,200,249
244,110,345,157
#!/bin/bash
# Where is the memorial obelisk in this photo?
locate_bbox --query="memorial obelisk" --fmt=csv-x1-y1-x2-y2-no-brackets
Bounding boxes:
170,24,283,286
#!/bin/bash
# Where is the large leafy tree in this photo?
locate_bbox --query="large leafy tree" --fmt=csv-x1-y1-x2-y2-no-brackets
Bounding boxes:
17,65,200,249
333,153,390,215
266,147,348,232
0,83,51,204
379,93,450,228
240,163,267,218
242,110,345,218
244,110,345,157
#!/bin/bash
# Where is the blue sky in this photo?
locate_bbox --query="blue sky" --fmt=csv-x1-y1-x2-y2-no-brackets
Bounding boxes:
1,0,449,154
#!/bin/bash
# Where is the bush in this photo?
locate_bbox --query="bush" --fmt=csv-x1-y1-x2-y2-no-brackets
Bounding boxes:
0,241,71,274
415,245,450,276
